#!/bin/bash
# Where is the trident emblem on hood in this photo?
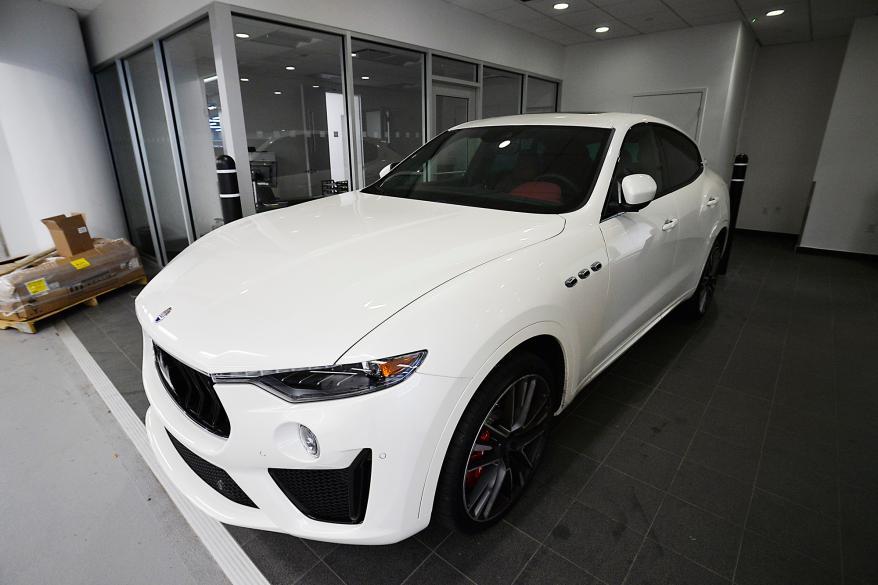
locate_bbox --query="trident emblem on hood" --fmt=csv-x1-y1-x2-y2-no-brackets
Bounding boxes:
154,307,172,323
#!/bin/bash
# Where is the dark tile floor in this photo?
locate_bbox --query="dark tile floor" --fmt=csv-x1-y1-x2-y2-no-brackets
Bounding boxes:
60,231,878,585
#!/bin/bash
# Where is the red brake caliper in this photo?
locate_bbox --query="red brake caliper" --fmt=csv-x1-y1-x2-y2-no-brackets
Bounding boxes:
465,428,492,488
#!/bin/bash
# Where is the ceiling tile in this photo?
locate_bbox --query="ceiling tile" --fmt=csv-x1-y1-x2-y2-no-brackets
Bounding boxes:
811,16,856,38
525,0,603,16
619,10,690,33
589,0,642,6
736,0,809,15
678,9,742,26
485,3,546,23
811,0,878,20
558,6,616,25
664,0,741,24
446,0,518,15
576,18,641,38
746,4,811,44
515,15,575,31
599,0,669,18
534,25,595,43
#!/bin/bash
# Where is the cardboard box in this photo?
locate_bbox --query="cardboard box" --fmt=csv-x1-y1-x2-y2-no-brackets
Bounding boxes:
0,238,144,321
41,213,94,257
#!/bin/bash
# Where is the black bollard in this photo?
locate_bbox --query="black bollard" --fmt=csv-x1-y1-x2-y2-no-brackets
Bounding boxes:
719,153,748,275
216,155,243,224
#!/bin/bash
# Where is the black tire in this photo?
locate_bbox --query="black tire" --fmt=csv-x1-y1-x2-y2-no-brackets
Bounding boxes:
687,236,723,318
432,352,555,533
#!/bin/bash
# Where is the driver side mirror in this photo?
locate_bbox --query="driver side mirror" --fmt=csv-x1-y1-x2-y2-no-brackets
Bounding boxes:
620,174,657,211
378,161,399,179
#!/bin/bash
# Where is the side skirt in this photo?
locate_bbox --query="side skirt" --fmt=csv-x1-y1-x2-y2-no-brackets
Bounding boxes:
565,287,697,408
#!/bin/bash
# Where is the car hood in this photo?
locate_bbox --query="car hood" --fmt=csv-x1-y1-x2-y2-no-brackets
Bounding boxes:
136,191,564,373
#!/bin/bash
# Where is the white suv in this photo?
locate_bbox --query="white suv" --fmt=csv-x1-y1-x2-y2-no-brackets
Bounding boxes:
136,113,729,544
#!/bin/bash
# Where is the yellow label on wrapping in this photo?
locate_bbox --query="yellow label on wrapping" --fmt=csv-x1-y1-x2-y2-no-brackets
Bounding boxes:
25,278,49,295
70,258,91,270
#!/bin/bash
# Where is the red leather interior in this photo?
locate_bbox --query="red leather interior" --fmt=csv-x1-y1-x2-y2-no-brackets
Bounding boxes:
510,181,562,204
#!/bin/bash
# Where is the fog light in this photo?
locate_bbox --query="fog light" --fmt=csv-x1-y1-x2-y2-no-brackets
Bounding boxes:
299,425,320,458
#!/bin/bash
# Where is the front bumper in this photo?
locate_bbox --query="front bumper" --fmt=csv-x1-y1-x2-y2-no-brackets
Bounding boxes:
142,341,467,544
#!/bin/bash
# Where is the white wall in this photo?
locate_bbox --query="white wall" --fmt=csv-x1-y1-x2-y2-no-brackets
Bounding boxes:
82,0,566,78
736,38,847,234
561,21,756,183
0,0,127,257
801,16,878,254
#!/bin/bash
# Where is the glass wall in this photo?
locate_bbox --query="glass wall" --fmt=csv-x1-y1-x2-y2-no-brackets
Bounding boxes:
233,16,346,210
94,66,157,260
163,19,226,237
432,55,477,83
97,6,560,266
483,67,522,118
125,47,191,261
526,77,559,114
351,40,424,185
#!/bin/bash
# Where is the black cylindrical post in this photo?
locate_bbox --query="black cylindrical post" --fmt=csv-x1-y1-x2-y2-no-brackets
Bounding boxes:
216,155,243,224
719,153,748,275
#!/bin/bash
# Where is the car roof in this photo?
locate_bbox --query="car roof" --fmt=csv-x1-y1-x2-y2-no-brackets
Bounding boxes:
452,112,679,133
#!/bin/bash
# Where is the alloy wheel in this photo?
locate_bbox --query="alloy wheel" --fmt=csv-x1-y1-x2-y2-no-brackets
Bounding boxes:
462,374,551,522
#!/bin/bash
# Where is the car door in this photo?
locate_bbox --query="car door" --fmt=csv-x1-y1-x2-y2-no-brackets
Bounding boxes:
590,124,681,367
654,125,709,292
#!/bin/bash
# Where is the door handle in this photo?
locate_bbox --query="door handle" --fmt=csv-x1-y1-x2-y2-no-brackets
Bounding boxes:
706,196,718,207
661,218,678,231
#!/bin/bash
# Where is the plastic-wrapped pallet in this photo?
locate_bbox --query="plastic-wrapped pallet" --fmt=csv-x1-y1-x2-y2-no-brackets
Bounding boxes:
0,238,145,322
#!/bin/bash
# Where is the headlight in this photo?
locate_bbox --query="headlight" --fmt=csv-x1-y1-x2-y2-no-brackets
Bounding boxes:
211,350,427,403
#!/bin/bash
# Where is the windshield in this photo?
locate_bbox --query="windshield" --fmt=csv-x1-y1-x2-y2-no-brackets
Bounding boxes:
362,125,612,213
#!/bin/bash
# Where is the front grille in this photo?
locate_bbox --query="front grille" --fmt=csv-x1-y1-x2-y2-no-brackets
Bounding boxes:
154,344,231,438
167,431,257,508
269,449,372,524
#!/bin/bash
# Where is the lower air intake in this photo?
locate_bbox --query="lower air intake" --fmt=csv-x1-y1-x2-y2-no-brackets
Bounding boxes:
167,431,257,508
269,449,371,524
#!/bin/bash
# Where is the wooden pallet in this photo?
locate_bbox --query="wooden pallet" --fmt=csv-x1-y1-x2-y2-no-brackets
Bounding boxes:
0,274,148,334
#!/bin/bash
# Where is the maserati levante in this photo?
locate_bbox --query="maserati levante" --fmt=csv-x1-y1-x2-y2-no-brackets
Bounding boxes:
136,113,729,544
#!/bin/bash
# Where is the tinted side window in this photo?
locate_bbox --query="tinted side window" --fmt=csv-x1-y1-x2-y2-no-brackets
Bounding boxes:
603,125,663,219
619,125,663,192
656,126,702,191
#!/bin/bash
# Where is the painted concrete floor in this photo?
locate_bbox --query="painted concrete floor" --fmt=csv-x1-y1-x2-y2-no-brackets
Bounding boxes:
0,324,230,585
3,230,877,585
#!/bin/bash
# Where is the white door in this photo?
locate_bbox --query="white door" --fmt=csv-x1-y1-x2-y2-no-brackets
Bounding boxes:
653,124,713,290
432,83,476,137
590,125,680,366
632,91,704,141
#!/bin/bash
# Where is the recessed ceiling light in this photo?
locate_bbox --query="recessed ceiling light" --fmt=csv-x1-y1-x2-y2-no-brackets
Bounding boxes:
498,140,511,148
765,9,785,16
361,75,370,80
553,3,569,9
312,84,320,88
351,52,358,57
285,65,295,70
273,91,282,95
595,26,610,33
235,33,249,39
240,77,249,82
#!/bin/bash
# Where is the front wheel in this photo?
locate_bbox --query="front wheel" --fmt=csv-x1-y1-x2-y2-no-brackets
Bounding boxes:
432,353,554,532
687,237,723,318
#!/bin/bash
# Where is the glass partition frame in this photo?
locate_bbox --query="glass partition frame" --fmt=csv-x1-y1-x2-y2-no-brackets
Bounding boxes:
94,3,561,266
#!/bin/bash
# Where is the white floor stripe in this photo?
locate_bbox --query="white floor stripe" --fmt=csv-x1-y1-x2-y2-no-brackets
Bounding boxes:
57,321,270,585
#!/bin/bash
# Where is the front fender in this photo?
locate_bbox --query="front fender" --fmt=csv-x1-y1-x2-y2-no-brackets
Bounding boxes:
334,236,594,523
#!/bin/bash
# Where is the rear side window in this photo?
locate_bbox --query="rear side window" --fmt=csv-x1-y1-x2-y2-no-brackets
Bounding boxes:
618,125,664,193
602,124,664,219
656,125,702,191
